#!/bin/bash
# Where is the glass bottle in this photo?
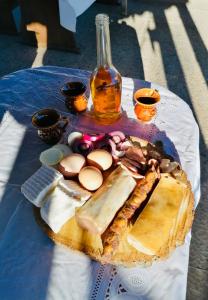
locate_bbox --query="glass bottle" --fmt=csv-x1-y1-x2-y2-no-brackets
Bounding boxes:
90,14,122,124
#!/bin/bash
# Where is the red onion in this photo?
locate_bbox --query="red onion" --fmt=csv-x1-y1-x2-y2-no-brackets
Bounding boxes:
108,131,126,141
112,135,121,144
83,133,105,142
117,140,132,151
72,138,94,156
108,139,117,155
108,139,125,158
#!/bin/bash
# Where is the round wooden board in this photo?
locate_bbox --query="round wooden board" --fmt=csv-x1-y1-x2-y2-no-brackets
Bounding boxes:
34,171,194,267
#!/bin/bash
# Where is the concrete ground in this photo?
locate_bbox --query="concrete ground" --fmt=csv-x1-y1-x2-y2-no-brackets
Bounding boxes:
0,0,208,299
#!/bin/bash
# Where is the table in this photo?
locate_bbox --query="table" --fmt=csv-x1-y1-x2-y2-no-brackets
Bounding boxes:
0,66,200,300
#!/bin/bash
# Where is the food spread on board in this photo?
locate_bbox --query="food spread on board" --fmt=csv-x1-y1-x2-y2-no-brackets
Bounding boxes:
21,130,194,266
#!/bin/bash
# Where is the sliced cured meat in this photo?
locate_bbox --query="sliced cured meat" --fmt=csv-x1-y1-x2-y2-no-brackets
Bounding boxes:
125,146,146,164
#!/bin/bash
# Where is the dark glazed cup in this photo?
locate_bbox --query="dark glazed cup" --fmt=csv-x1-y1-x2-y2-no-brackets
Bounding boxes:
61,81,87,113
32,108,69,144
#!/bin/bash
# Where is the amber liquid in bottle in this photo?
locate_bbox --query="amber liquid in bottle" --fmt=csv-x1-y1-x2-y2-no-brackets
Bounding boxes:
90,14,122,124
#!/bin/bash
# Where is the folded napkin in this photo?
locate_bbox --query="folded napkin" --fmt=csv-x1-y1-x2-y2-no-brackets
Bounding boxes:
21,165,63,207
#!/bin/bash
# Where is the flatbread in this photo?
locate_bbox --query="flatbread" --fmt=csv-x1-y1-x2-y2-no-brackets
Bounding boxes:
127,174,188,256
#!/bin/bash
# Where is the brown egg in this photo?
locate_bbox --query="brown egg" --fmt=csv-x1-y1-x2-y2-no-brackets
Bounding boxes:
78,166,103,191
58,153,86,177
87,149,113,171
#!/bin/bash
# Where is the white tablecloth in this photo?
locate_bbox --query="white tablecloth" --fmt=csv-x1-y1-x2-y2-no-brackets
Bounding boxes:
58,0,96,32
0,66,200,300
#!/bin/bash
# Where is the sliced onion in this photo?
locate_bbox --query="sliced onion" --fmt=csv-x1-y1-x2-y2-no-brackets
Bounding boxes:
108,139,117,154
108,131,126,141
112,135,121,144
108,139,125,158
118,140,132,151
116,151,125,158
83,133,105,142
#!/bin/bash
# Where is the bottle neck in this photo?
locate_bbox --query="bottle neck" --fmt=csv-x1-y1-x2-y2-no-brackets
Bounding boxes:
96,20,112,67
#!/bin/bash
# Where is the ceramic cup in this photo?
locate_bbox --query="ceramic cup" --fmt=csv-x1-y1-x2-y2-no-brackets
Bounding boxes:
134,88,160,122
32,108,69,144
61,81,88,113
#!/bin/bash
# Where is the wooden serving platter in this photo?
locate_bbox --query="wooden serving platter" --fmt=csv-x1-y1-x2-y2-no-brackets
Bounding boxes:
34,170,194,267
